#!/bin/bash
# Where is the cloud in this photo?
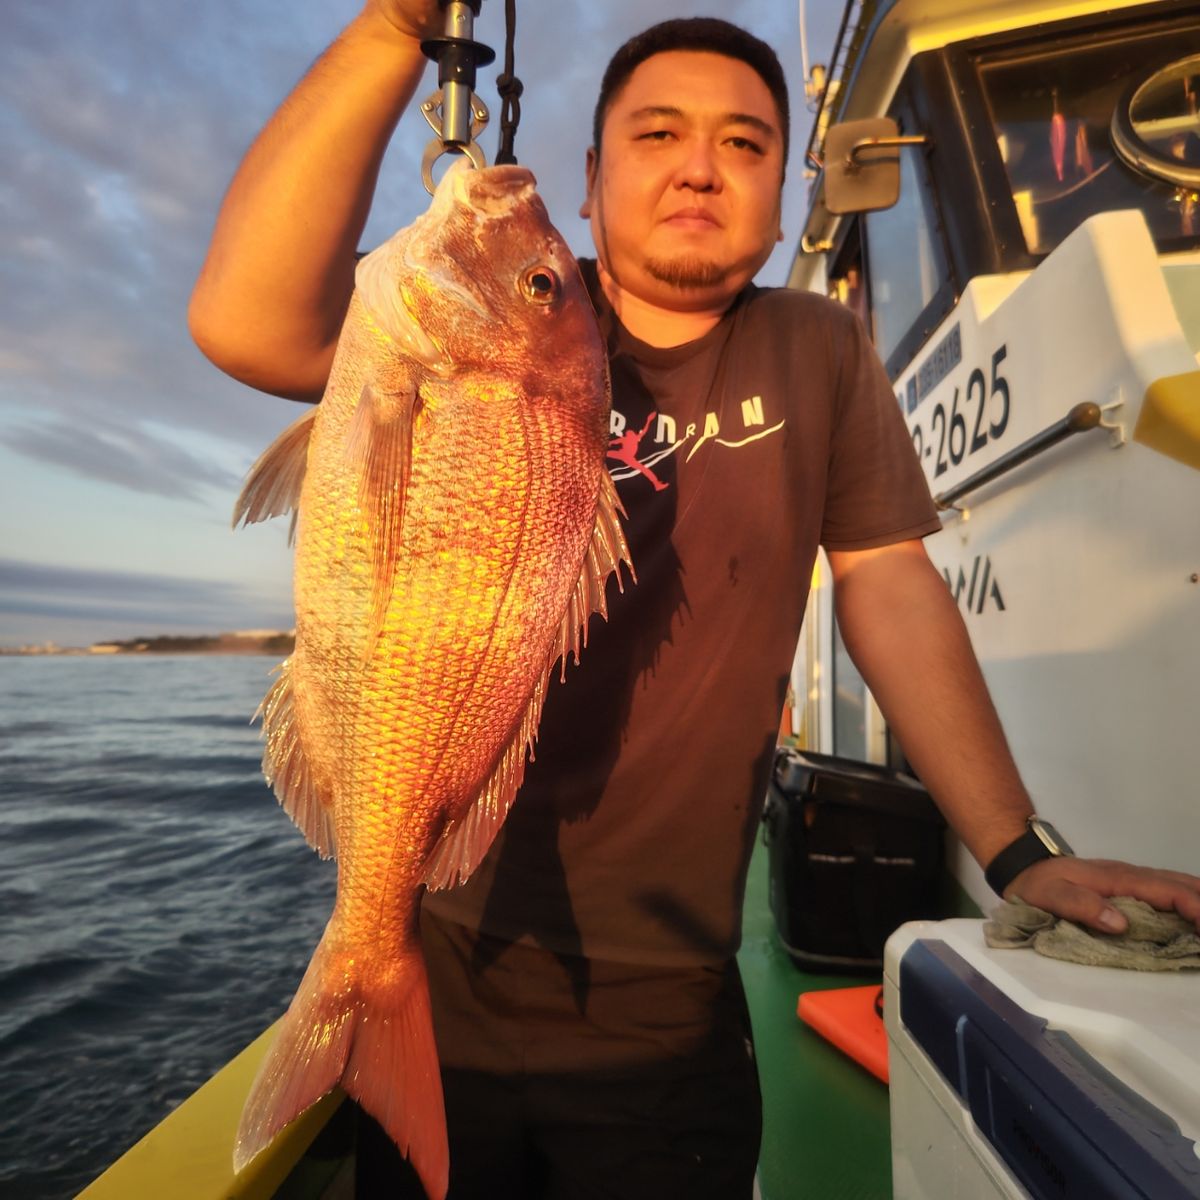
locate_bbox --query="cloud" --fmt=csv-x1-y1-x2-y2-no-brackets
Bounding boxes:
0,0,332,459
0,0,842,651
2,415,240,501
0,556,283,629
0,556,295,648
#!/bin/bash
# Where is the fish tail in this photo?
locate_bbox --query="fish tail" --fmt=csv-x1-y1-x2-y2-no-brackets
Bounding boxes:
234,930,448,1200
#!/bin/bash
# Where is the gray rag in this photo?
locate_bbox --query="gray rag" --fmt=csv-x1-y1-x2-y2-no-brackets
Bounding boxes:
984,896,1200,970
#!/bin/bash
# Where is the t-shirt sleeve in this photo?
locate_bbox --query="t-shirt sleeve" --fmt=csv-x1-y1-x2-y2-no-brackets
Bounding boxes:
819,308,942,550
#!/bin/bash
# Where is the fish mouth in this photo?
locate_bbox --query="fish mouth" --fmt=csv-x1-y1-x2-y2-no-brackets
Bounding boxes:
453,164,537,213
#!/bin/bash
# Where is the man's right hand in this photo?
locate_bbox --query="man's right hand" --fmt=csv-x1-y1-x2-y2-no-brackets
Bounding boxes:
364,0,443,42
190,4,441,400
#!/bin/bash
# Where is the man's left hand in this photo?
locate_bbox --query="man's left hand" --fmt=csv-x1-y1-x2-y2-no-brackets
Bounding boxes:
1005,856,1200,934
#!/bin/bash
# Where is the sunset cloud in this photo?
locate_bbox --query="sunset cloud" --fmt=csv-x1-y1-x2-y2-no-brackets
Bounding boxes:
0,0,832,647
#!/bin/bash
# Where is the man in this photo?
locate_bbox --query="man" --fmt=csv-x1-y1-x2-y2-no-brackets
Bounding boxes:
190,5,1200,1197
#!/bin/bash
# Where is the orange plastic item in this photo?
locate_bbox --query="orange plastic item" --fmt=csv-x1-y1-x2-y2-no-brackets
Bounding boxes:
797,985,890,1083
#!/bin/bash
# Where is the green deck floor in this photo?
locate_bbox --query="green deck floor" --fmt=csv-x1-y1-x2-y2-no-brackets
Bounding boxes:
739,837,980,1200
738,840,894,1200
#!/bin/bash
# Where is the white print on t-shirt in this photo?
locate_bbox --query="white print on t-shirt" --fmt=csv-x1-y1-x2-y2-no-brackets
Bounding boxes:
606,395,786,491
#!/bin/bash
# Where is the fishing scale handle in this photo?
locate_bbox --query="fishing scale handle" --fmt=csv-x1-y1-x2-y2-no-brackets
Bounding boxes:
422,1,495,149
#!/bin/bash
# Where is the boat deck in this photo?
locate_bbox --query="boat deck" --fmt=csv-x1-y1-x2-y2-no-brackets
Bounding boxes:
81,835,976,1200
739,840,892,1200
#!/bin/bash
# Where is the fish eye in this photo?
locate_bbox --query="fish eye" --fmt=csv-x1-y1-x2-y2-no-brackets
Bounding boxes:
521,266,560,305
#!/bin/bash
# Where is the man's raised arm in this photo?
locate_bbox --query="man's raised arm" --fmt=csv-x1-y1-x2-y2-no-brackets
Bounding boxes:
188,1,441,401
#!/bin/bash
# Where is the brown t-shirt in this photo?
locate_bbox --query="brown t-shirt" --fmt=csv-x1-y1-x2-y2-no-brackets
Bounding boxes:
424,262,941,965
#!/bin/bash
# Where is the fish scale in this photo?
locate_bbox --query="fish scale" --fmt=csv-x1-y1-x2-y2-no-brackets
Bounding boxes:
229,163,632,1200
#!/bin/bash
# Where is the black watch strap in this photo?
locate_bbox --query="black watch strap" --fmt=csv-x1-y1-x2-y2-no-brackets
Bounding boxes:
984,818,1073,896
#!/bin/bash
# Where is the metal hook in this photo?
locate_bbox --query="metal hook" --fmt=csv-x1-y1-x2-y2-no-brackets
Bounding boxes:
420,90,491,194
418,0,495,194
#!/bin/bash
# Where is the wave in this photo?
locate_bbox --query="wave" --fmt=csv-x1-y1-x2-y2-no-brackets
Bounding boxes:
1,656,341,1198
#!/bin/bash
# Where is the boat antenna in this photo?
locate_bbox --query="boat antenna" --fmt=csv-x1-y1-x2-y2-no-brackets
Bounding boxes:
798,0,827,115
799,0,812,92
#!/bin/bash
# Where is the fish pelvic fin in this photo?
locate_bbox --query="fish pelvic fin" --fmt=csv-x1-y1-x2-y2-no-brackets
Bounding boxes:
256,657,336,858
423,473,635,893
347,382,421,639
234,931,448,1200
555,469,635,680
233,405,317,544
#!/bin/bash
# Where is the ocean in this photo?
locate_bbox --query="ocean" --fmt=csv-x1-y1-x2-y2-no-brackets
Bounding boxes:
0,654,336,1200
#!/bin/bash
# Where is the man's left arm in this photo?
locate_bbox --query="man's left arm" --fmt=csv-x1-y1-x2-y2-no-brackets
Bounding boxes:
827,538,1200,933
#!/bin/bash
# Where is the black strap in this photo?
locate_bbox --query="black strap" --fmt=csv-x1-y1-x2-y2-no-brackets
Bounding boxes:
984,828,1059,896
494,0,523,164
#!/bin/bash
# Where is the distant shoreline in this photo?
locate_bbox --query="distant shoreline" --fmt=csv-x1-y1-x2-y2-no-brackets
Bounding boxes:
1,632,296,657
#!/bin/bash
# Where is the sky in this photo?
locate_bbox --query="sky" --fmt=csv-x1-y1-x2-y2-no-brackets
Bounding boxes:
0,0,844,649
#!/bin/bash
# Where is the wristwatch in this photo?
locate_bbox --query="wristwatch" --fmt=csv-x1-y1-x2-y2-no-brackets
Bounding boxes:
984,816,1074,896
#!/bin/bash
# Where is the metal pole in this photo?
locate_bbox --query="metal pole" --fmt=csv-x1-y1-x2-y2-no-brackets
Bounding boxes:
440,1,477,149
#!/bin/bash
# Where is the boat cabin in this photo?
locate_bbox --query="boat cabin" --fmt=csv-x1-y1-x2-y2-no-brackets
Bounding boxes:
789,0,1200,909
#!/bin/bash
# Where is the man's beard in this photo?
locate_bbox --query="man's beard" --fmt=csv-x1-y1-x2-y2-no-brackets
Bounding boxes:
644,255,729,290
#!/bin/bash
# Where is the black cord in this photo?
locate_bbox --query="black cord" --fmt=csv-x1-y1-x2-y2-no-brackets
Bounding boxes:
494,0,523,164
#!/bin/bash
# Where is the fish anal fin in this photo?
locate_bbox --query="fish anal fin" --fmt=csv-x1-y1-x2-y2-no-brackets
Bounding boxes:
233,406,318,541
347,383,421,635
257,657,336,858
557,470,635,679
423,676,548,892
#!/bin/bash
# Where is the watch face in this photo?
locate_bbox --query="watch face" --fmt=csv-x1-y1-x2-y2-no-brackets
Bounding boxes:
1029,818,1073,857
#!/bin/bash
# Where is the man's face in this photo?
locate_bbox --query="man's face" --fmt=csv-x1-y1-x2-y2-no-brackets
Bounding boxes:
583,49,785,313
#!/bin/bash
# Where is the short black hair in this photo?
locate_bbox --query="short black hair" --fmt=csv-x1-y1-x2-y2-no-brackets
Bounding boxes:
592,18,790,171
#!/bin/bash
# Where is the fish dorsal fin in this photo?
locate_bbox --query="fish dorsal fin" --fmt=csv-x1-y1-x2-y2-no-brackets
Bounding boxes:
346,382,421,634
555,470,635,680
257,657,336,858
233,406,317,544
423,471,634,892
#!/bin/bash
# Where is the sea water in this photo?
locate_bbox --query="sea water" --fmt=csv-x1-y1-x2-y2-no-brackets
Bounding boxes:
0,655,336,1200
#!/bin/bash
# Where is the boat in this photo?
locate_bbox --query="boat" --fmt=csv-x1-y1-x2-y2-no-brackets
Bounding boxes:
786,1,1200,1194
788,0,1200,909
80,1,1200,1196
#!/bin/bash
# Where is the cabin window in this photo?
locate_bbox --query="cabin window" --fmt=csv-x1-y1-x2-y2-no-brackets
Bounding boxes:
826,221,870,327
862,124,953,366
831,615,868,761
977,21,1200,256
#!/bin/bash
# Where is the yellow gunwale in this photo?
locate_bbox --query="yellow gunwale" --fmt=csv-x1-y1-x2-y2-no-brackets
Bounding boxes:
77,1021,343,1200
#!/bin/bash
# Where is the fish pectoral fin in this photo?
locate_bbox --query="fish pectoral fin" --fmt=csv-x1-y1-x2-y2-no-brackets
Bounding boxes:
424,676,548,892
233,405,317,542
555,469,636,678
347,382,421,633
257,657,336,858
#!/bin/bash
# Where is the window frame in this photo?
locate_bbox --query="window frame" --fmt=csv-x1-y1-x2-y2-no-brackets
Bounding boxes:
943,0,1200,265
860,88,960,380
830,611,869,763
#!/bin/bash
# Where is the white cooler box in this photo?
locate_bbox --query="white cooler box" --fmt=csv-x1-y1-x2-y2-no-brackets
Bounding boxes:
884,920,1200,1199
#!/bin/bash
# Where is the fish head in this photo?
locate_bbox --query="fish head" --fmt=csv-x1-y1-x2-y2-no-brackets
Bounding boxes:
355,163,606,389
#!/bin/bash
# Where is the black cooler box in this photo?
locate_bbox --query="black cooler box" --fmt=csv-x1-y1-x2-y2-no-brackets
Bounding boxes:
762,748,946,972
